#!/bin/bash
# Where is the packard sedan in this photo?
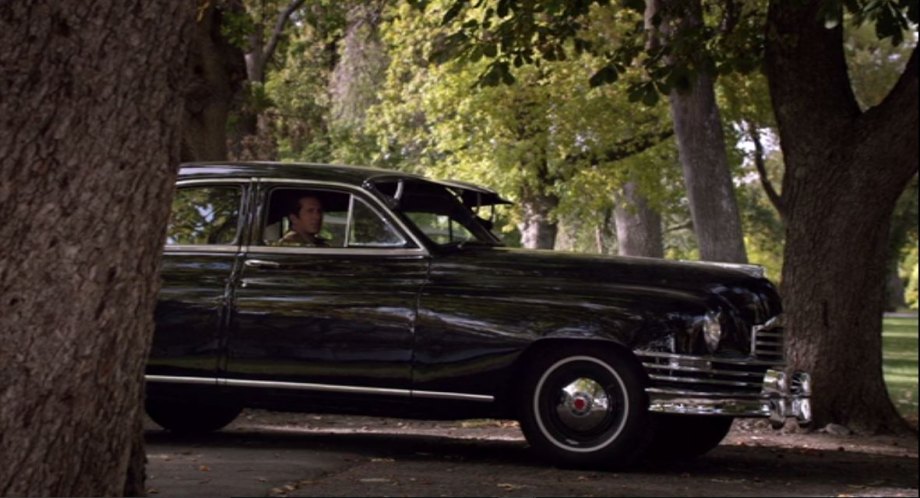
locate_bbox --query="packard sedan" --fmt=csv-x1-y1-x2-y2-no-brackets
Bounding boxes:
146,162,811,468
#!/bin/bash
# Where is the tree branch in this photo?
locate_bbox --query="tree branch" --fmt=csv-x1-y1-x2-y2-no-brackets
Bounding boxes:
665,220,693,233
859,44,919,187
719,0,741,35
262,0,307,63
747,121,785,218
565,127,674,166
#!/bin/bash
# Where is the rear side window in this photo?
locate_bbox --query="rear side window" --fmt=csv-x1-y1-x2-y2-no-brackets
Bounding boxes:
166,186,241,245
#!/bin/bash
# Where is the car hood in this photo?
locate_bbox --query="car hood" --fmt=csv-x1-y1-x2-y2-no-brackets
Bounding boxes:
431,247,781,320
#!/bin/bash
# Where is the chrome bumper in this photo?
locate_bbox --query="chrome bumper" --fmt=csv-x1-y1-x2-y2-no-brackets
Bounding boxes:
647,369,812,428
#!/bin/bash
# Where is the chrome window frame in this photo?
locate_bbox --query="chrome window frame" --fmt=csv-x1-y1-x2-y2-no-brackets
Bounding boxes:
246,178,429,257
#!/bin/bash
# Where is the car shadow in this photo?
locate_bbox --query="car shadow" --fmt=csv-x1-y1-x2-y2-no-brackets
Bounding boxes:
145,425,918,491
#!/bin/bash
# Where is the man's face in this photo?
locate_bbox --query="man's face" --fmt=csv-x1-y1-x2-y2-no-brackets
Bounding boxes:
290,196,323,236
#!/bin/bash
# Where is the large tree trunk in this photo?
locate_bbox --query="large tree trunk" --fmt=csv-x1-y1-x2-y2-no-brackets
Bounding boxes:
766,1,918,432
330,2,387,129
182,0,247,162
647,0,748,263
518,188,559,249
614,181,665,258
0,2,193,495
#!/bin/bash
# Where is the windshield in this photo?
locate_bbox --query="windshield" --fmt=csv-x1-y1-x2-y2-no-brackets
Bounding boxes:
371,179,502,248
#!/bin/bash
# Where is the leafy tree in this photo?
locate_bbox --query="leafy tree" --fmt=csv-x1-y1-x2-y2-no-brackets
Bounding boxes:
328,1,390,164
427,0,751,261
423,0,919,431
368,1,676,249
267,2,348,163
230,0,313,158
0,1,195,495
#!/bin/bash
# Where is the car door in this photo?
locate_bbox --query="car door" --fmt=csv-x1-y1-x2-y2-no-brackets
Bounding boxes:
226,180,429,403
147,179,249,389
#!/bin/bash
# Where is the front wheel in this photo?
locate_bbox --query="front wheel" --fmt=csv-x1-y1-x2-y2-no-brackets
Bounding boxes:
146,398,242,434
518,347,652,469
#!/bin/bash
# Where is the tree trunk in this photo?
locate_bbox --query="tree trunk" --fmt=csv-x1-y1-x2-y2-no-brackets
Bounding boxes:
885,264,907,312
518,188,559,249
614,181,665,258
647,0,748,263
766,1,918,432
330,2,387,129
182,0,247,162
0,2,193,495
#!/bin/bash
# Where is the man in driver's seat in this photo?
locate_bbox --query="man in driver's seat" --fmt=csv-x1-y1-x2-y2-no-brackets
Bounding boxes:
277,193,328,247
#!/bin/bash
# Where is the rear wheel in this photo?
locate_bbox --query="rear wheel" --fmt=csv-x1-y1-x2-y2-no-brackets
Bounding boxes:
518,347,652,469
145,398,242,434
646,414,734,460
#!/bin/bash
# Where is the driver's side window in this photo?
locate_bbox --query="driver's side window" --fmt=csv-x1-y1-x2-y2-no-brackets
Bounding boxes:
261,187,408,249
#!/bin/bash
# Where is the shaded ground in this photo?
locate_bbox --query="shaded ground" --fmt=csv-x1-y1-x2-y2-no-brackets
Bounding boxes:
145,410,918,497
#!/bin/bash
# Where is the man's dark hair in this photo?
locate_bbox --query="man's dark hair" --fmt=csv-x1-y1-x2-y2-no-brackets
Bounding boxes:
284,192,321,219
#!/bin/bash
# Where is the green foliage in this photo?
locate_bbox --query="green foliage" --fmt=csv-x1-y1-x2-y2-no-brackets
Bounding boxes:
242,0,912,277
366,0,679,240
906,254,919,310
827,0,920,45
166,186,241,245
845,21,918,110
883,315,919,417
263,2,348,163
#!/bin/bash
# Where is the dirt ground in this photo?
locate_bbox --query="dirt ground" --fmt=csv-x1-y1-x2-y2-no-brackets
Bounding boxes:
145,410,919,497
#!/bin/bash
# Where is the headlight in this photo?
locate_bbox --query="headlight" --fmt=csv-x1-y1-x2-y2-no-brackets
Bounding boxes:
702,311,723,353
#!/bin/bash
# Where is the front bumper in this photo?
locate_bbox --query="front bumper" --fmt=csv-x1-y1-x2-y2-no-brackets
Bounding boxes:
646,369,812,428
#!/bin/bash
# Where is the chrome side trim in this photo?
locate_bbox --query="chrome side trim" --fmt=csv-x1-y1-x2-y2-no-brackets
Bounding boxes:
176,178,251,186
221,378,409,397
144,375,494,403
164,245,239,254
241,246,427,257
412,389,495,402
145,375,218,385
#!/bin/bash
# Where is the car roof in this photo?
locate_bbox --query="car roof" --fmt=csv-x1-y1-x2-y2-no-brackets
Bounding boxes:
178,161,512,207
178,161,424,185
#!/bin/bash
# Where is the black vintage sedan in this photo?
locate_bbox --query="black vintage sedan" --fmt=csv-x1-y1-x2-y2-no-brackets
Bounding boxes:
146,162,811,468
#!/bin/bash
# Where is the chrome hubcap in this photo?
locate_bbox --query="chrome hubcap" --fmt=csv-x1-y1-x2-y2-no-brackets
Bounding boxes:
555,377,611,432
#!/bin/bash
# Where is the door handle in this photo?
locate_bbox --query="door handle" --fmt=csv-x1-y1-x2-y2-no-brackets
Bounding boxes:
245,259,281,269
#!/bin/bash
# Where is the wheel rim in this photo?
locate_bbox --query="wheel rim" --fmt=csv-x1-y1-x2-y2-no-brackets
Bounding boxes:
533,356,629,453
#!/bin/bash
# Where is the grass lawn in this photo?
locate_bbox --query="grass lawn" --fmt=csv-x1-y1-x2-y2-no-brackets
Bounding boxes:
883,315,919,421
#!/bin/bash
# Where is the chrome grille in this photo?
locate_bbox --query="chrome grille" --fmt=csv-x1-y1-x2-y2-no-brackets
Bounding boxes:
637,352,776,396
752,315,784,361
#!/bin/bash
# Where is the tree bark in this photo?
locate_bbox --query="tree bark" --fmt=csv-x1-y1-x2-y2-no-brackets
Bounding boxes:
330,2,387,129
182,0,247,162
766,1,918,432
614,181,665,258
518,187,559,249
0,2,193,495
647,0,748,263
